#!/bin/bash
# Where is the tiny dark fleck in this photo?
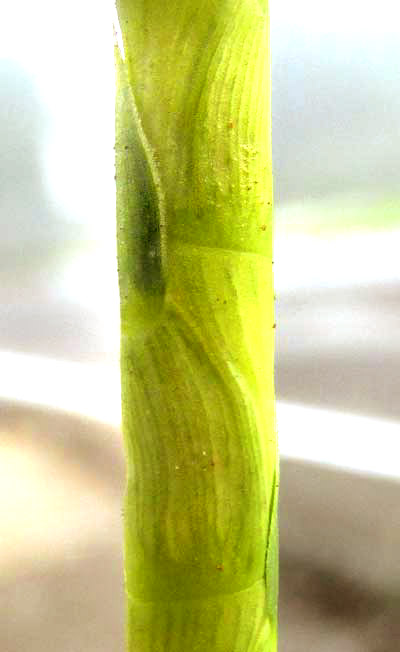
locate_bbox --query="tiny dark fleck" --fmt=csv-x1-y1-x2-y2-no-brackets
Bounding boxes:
260,224,267,231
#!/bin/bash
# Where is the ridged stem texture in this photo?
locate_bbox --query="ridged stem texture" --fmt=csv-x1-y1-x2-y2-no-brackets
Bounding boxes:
115,1,277,650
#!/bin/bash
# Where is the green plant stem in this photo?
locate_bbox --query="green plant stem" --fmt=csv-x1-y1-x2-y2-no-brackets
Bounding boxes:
115,1,277,650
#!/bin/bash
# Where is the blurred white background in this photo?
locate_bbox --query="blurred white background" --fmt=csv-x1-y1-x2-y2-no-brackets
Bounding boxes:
0,0,118,363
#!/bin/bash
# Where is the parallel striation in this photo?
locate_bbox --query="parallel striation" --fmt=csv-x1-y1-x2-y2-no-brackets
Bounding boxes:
115,1,277,650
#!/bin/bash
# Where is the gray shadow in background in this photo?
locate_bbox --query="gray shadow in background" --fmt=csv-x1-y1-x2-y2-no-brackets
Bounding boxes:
270,25,400,421
271,30,400,203
275,283,400,421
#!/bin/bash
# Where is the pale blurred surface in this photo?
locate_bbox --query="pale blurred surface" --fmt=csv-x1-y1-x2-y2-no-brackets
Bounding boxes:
0,405,124,652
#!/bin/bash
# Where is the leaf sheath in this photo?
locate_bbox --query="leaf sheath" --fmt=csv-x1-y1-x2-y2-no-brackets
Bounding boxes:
115,1,277,650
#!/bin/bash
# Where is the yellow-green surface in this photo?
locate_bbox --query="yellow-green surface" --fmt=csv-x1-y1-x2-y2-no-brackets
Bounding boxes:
115,1,277,650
